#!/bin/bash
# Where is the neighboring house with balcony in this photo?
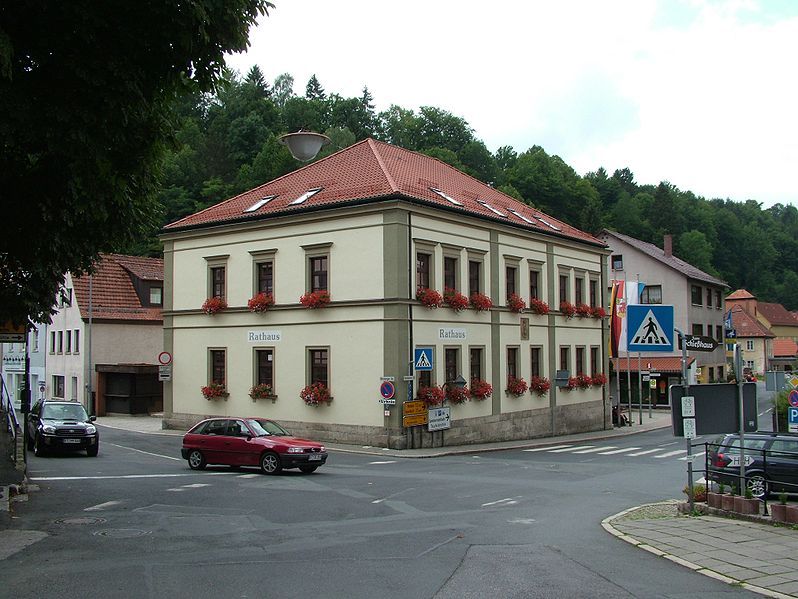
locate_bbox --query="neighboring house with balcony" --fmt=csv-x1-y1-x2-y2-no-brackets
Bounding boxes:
45,254,164,415
160,139,611,448
599,230,728,402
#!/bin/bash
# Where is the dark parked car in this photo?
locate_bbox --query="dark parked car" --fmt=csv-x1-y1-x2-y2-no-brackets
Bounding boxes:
707,432,798,498
181,417,328,474
26,399,99,456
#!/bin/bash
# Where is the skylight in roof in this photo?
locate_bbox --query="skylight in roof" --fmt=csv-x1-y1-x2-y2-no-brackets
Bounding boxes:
507,209,535,225
243,195,276,213
290,187,323,205
477,200,507,217
535,216,561,231
429,187,463,206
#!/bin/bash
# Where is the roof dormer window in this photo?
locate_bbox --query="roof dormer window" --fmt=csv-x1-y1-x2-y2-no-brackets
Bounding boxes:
429,187,462,206
290,188,323,205
507,209,535,225
244,195,276,213
477,200,507,217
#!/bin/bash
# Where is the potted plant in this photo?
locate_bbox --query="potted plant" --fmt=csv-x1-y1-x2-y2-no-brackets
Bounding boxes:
706,484,723,509
559,300,577,319
529,297,550,315
771,492,788,523
202,296,227,315
300,382,331,406
721,484,737,511
417,385,445,406
443,287,470,312
575,374,592,389
507,293,526,313
734,486,760,515
591,306,607,319
247,292,274,313
590,373,607,387
469,292,493,312
575,303,592,318
201,382,228,400
786,500,798,524
470,378,492,400
529,375,551,397
446,385,470,404
299,289,331,309
563,377,578,391
416,287,443,308
506,376,528,397
249,383,274,401
682,484,707,504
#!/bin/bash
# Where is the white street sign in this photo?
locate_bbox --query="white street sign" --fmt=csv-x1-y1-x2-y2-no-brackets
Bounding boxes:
681,396,695,418
428,407,451,432
378,398,396,405
380,376,395,382
682,418,696,439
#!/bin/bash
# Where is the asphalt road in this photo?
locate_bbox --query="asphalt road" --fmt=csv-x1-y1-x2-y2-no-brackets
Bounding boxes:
1,426,758,598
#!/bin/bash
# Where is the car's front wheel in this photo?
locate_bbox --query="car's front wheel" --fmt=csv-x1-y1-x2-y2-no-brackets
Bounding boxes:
299,465,318,474
260,451,282,474
747,473,768,499
187,449,206,470
33,434,46,457
86,444,99,457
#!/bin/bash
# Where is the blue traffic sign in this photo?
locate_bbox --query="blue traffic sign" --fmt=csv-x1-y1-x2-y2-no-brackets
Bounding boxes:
627,305,674,352
414,347,433,371
790,407,798,425
380,381,395,399
790,390,798,408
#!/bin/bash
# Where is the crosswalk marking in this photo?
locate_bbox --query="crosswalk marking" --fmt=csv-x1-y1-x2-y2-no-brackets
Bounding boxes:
522,445,573,452
548,445,595,453
654,450,686,459
598,447,640,455
626,448,663,457
573,446,617,454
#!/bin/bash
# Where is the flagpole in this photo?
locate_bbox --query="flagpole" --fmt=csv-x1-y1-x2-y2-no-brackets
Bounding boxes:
625,272,632,424
637,274,643,425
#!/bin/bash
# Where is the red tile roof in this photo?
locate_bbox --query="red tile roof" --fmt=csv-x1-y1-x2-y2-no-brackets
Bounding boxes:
757,302,798,327
164,139,604,246
773,339,798,358
726,289,755,300
600,230,727,287
71,254,163,323
730,306,773,338
610,356,695,373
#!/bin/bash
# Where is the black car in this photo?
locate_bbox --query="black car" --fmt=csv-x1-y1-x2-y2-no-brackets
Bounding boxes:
27,400,99,456
707,432,798,498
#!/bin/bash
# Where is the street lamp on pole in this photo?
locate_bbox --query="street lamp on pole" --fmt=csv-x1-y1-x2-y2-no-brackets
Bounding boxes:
278,131,331,162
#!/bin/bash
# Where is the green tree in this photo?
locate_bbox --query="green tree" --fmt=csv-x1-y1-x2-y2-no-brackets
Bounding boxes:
678,230,717,275
305,74,326,100
271,72,295,109
0,0,272,324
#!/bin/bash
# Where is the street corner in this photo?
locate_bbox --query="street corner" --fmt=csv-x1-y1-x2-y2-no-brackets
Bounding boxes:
0,529,48,561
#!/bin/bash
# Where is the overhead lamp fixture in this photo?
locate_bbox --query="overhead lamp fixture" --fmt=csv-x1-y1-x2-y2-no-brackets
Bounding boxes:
278,131,331,162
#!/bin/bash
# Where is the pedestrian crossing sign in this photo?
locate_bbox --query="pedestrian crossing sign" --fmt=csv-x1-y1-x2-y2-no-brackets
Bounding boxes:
627,305,674,352
414,347,434,371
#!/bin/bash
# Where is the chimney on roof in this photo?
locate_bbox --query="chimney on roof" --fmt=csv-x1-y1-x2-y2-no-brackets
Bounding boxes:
664,234,673,257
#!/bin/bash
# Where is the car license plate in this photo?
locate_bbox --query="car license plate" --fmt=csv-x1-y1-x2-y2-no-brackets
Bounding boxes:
62,438,81,444
308,454,322,461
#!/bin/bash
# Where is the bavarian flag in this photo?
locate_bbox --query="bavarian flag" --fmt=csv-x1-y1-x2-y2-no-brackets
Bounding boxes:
609,280,624,358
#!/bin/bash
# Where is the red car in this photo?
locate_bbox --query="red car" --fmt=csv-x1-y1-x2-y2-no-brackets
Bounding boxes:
181,417,328,474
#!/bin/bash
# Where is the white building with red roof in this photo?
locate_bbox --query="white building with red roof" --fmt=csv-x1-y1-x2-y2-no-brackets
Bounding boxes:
46,254,164,415
161,139,610,447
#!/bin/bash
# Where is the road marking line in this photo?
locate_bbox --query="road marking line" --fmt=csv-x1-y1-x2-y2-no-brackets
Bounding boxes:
31,473,231,481
166,488,186,492
238,474,260,479
182,483,211,488
679,452,706,461
598,447,641,455
369,461,397,464
573,446,617,454
626,449,662,456
548,445,595,453
84,501,122,511
482,497,520,507
654,450,686,459
522,445,572,452
107,443,181,461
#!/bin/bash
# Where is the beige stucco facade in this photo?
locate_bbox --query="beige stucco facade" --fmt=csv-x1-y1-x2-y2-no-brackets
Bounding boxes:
162,201,610,447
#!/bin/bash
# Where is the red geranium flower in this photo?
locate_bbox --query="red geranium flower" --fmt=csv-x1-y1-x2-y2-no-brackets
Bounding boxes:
507,293,526,313
299,290,331,309
202,296,227,315
529,297,550,315
416,287,443,308
469,292,493,312
444,288,470,312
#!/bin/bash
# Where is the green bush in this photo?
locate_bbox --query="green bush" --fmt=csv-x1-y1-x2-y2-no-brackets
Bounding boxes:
776,391,789,431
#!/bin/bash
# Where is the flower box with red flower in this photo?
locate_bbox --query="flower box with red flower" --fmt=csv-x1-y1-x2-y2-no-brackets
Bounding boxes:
559,301,577,318
576,374,592,389
443,288,470,312
591,306,607,319
417,385,445,406
446,385,470,404
470,378,493,400
249,383,275,402
469,292,493,312
201,382,228,400
564,377,578,391
529,376,551,396
575,303,593,318
506,376,528,396
507,293,526,313
299,290,331,309
202,296,227,315
416,287,443,308
529,297,550,315
248,292,275,313
300,382,332,406
591,373,607,387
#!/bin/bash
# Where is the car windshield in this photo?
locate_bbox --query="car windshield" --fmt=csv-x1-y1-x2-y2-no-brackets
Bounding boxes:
42,403,89,421
723,438,768,454
248,419,290,436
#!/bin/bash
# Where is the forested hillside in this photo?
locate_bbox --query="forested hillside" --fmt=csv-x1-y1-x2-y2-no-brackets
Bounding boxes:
138,68,798,309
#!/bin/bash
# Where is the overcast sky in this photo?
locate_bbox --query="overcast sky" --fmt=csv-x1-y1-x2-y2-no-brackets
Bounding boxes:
225,0,798,208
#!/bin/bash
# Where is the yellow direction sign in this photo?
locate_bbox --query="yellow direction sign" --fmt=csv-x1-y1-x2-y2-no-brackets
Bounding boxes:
403,414,428,427
403,400,428,427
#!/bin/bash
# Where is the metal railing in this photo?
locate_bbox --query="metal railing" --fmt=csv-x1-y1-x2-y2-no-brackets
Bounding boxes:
1,377,20,441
